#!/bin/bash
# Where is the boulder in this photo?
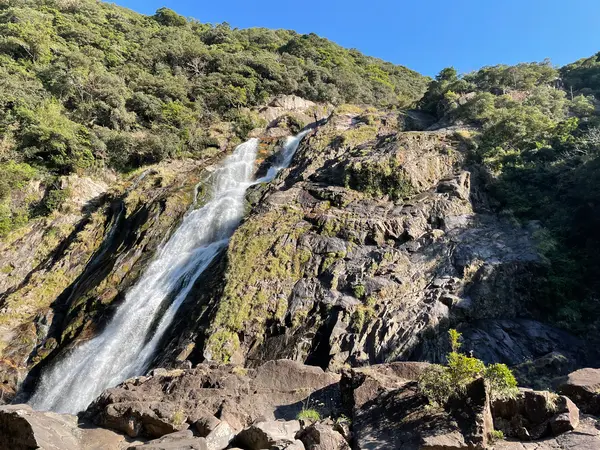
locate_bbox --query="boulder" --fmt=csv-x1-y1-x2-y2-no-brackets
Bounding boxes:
85,360,341,438
88,399,189,438
127,430,208,450
492,389,580,439
234,420,301,450
0,404,133,450
341,364,493,449
557,368,600,415
204,420,235,450
296,421,350,450
494,415,600,449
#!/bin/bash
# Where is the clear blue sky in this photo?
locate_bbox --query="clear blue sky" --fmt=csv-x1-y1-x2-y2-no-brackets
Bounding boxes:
111,0,599,77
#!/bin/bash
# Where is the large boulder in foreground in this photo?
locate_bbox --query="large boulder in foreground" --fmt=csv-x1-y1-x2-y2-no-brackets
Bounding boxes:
341,362,493,449
85,360,342,438
0,404,137,450
557,368,600,416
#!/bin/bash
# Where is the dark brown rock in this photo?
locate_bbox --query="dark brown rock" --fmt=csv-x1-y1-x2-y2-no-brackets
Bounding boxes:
296,421,350,450
234,420,301,450
127,430,208,450
85,360,341,439
341,364,492,449
494,415,600,449
557,368,600,415
492,389,580,439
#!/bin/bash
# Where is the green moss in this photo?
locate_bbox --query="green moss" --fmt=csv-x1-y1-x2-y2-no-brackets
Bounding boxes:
352,297,376,332
321,251,345,272
344,156,414,200
340,125,378,147
207,207,310,362
353,283,366,299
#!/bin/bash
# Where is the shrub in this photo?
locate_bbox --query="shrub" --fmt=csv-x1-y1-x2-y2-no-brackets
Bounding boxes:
418,329,518,406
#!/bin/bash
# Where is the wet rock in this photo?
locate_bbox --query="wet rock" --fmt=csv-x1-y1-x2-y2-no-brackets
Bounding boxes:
557,368,600,415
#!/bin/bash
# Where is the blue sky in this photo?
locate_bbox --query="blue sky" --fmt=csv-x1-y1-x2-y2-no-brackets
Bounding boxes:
112,0,599,77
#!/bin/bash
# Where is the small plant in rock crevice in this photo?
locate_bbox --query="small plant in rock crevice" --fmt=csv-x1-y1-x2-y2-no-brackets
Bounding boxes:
297,408,321,421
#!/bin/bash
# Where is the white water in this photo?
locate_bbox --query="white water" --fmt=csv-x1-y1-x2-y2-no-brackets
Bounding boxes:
29,132,307,414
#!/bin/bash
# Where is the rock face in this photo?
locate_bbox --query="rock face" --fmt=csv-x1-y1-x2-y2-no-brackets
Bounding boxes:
0,160,214,403
3,361,597,450
494,415,600,450
153,105,582,375
341,362,493,449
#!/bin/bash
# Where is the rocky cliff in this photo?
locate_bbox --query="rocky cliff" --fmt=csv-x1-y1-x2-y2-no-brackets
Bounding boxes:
154,104,588,377
0,98,592,407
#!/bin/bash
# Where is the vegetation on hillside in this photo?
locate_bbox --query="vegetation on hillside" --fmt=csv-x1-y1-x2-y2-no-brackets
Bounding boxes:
418,57,600,332
0,0,426,236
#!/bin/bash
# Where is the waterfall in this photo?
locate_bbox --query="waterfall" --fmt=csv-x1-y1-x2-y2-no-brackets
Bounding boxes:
29,131,307,414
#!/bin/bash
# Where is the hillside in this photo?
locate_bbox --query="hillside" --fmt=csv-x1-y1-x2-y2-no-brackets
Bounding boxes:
1,1,600,449
0,0,427,236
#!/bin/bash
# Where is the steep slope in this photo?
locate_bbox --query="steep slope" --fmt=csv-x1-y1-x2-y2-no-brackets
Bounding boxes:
154,106,588,376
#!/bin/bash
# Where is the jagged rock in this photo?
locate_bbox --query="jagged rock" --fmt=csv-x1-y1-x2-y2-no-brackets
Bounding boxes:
492,389,580,439
204,420,235,450
194,414,223,436
494,415,600,449
88,400,189,438
1,160,210,404
0,404,135,450
341,363,492,449
512,352,574,390
296,421,350,450
86,360,341,438
234,420,301,449
127,430,208,450
435,320,587,370
153,114,564,373
557,368,600,415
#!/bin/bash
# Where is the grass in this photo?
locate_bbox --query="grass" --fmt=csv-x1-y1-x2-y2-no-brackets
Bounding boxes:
297,408,321,422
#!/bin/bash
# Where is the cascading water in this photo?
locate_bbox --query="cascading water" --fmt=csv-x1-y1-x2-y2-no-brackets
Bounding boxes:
29,131,308,414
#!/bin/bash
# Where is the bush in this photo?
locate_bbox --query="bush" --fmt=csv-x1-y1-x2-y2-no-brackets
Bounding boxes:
418,329,518,406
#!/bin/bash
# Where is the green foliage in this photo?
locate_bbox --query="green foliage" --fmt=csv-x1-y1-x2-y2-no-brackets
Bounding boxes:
297,408,321,421
418,58,600,331
418,330,519,406
489,430,505,442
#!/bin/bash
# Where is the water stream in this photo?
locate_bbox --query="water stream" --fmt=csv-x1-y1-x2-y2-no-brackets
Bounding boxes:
29,131,308,414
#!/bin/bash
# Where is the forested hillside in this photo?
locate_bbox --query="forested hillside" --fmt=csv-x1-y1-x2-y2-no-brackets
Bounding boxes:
0,0,426,235
419,58,600,333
